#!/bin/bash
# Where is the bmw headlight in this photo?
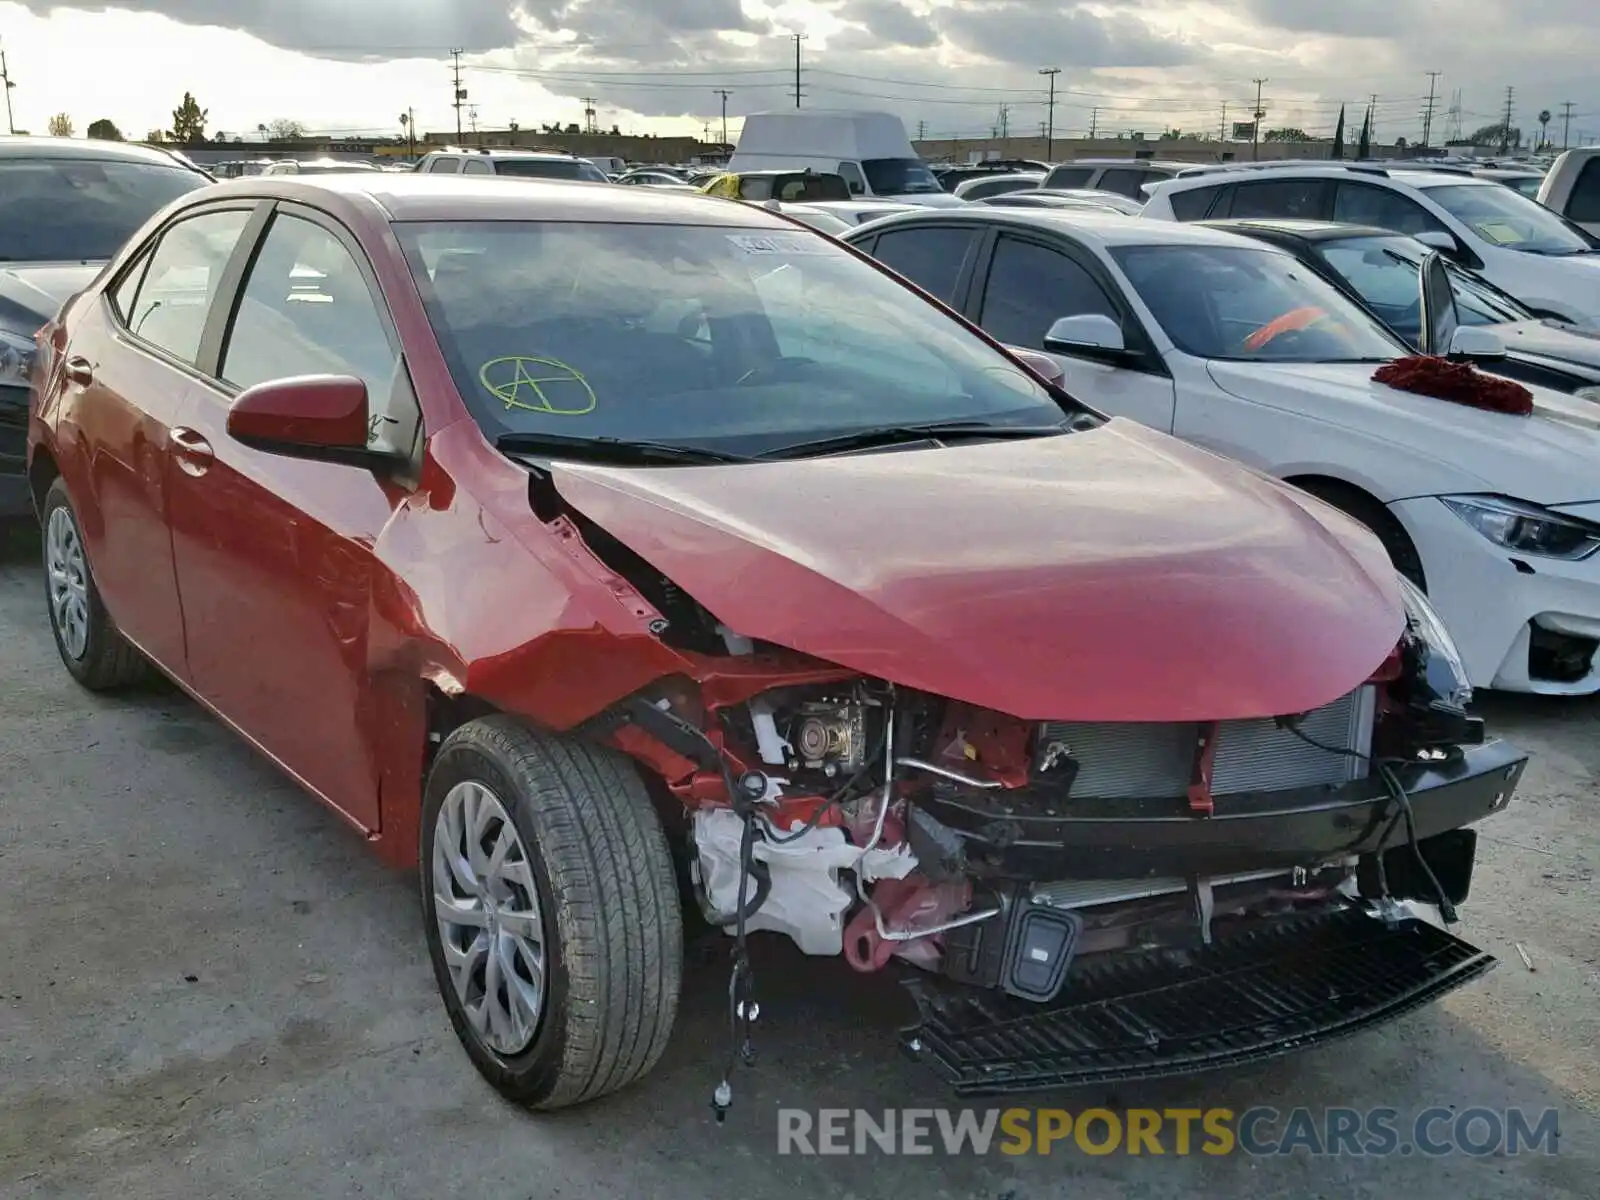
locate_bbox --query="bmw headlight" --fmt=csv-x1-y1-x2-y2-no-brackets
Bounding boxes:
0,325,36,388
1398,574,1473,712
1442,494,1600,561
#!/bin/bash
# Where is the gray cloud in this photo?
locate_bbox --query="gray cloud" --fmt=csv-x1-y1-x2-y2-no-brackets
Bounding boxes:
834,0,939,50
935,3,1199,69
17,0,524,57
1241,0,1423,37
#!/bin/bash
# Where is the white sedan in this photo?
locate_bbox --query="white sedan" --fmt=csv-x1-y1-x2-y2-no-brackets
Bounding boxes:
845,208,1600,695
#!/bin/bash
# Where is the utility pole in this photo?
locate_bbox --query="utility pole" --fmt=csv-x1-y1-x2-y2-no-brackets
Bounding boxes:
468,104,479,142
713,88,732,146
1219,100,1227,142
581,97,598,135
790,33,806,108
1038,67,1060,160
1421,71,1441,148
1,49,15,135
1561,100,1576,149
1251,78,1268,160
1501,86,1515,152
1089,107,1099,139
918,118,927,141
1368,93,1379,146
997,102,1010,140
450,48,465,143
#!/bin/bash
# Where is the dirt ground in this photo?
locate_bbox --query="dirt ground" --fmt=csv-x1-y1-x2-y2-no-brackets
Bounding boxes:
1,526,1595,1199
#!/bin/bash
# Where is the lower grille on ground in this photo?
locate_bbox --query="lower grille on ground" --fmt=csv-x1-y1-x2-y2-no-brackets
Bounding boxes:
901,907,1494,1095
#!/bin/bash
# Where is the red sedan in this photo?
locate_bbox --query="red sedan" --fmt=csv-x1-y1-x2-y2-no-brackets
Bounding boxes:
27,175,1523,1112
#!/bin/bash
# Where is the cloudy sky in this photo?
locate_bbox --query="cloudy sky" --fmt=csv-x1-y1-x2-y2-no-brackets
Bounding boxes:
1,0,1596,147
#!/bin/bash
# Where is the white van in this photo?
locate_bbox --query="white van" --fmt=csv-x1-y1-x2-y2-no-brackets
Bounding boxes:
728,110,963,207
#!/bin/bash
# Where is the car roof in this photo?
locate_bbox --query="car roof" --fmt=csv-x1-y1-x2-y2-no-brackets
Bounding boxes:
424,147,583,160
851,205,1269,249
0,136,202,169
195,173,803,226
1052,158,1190,169
1200,217,1405,242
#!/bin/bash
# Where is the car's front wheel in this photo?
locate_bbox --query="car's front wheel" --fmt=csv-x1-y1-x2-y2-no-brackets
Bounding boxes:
41,477,147,690
420,716,683,1109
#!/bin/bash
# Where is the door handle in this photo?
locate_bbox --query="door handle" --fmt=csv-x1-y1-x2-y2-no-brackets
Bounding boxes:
170,426,214,476
63,356,94,387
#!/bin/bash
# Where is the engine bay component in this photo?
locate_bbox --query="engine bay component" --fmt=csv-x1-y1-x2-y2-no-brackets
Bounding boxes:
692,807,916,956
788,697,869,775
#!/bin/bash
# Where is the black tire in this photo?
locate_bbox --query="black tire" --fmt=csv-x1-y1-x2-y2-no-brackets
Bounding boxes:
1291,477,1427,592
40,477,147,690
420,716,683,1109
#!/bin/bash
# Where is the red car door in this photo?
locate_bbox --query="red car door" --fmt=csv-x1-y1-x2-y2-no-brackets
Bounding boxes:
49,204,256,675
166,204,416,834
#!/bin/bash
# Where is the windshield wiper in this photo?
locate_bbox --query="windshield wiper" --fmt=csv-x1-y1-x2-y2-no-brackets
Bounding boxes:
758,420,1071,461
495,431,753,465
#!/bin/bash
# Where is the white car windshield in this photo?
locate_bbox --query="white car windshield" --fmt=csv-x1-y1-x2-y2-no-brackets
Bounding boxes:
1423,183,1595,255
398,220,1066,455
1112,244,1408,363
1317,235,1530,346
0,159,207,261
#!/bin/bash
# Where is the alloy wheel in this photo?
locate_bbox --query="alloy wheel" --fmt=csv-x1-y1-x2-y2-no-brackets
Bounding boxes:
431,780,547,1055
45,506,90,660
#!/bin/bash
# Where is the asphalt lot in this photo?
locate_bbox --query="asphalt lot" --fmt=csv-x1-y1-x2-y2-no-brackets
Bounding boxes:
1,523,1596,1199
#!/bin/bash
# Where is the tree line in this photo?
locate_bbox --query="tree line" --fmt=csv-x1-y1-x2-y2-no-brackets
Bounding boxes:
44,93,307,145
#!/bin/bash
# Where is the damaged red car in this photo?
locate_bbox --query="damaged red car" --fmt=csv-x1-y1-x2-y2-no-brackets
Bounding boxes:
27,175,1527,1112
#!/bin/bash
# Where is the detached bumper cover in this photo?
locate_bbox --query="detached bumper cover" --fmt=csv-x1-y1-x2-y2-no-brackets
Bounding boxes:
903,907,1495,1094
919,738,1528,879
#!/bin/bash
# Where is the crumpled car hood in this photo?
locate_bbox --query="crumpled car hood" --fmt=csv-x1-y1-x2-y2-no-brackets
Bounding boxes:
549,419,1403,723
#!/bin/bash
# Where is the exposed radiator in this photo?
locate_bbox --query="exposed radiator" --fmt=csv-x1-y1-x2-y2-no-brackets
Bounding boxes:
1038,686,1375,799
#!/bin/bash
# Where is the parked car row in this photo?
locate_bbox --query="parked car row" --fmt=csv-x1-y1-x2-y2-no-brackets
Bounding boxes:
8,129,1570,1123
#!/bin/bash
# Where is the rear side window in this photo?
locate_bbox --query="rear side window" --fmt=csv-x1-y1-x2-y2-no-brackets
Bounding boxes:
870,226,979,303
1332,182,1444,235
1044,166,1094,189
1097,169,1149,199
738,177,774,201
426,157,460,174
1226,179,1332,219
122,208,251,365
1168,185,1222,221
836,161,867,195
1569,158,1600,223
462,158,493,175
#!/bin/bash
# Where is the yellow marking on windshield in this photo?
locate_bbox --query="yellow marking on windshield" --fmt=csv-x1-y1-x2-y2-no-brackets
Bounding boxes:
478,356,597,415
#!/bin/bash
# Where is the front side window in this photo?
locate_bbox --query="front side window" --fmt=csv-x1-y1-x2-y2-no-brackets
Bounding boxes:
1168,185,1223,221
0,159,207,262
122,208,252,364
221,214,399,429
462,159,493,175
1112,244,1406,363
1096,169,1148,199
869,226,980,303
836,161,867,195
979,236,1118,348
426,157,461,174
397,220,1062,454
862,158,942,195
1332,182,1444,236
1423,183,1595,254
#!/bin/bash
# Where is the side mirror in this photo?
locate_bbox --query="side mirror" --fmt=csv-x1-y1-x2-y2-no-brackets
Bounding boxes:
1414,230,1460,257
1005,346,1066,386
1043,313,1131,361
227,375,385,468
1447,326,1507,360
1416,250,1460,357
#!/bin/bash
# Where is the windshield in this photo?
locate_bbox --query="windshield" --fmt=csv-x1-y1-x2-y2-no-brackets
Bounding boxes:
1112,244,1408,363
862,158,942,196
0,159,207,262
494,158,609,182
1423,183,1594,254
397,220,1064,455
1317,235,1530,345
